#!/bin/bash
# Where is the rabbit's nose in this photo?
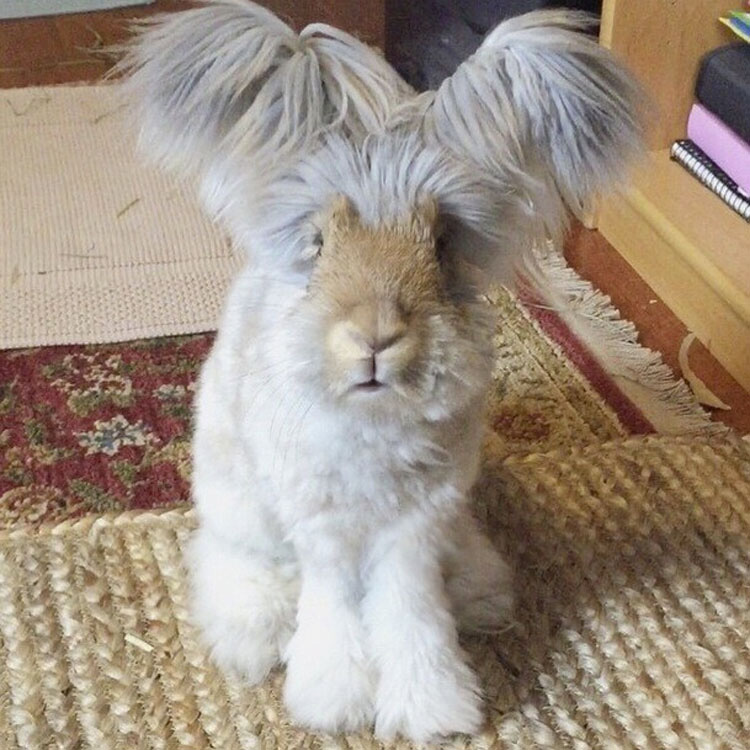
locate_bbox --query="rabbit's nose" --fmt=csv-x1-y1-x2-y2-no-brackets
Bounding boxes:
371,330,405,354
347,301,407,355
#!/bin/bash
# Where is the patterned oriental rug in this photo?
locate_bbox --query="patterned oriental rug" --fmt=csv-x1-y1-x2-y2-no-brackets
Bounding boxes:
0,86,721,532
2,289,638,529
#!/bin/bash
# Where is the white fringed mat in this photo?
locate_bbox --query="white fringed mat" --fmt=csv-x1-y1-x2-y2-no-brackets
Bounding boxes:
0,85,242,348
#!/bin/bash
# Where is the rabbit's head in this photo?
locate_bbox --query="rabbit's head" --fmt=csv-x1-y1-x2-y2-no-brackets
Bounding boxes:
288,193,493,417
120,1,644,417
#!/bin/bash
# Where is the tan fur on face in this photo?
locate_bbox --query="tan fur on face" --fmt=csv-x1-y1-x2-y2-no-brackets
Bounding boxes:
310,195,445,396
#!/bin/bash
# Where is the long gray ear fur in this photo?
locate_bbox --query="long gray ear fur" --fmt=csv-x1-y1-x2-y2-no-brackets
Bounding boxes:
115,0,411,175
424,10,644,246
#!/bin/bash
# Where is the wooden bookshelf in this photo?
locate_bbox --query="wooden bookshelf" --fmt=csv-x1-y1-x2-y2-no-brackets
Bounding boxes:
598,0,750,392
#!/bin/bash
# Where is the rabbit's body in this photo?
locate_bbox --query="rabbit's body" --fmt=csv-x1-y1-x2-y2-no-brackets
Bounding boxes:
189,291,505,735
121,1,642,741
188,178,513,738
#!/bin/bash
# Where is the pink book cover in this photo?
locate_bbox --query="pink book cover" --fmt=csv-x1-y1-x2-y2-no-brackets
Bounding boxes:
687,102,750,195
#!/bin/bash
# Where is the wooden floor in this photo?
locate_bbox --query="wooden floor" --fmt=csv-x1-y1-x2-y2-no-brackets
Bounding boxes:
2,1,748,434
564,226,750,434
0,0,383,88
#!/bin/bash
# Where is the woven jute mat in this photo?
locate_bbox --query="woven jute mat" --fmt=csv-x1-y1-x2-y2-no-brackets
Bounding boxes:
1,435,748,749
0,85,242,348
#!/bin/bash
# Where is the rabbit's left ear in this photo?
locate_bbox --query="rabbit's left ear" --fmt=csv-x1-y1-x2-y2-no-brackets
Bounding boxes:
423,10,644,246
116,1,410,178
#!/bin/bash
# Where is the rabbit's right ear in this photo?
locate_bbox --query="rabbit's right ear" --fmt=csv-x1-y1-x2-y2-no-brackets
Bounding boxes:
421,11,644,248
117,0,410,176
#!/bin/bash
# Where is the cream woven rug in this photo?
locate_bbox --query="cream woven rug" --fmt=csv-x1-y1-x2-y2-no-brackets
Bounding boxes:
1,435,748,749
0,85,242,348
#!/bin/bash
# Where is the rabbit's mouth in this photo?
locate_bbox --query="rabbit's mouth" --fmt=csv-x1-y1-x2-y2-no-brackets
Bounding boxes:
353,378,386,393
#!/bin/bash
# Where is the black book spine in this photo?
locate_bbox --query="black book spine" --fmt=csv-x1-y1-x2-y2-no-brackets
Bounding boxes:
695,44,750,145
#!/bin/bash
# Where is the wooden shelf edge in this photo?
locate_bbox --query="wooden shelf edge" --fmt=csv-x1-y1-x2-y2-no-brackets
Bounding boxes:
626,186,750,327
598,194,750,393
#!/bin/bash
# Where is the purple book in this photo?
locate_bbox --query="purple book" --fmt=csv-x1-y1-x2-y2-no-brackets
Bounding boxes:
687,102,750,195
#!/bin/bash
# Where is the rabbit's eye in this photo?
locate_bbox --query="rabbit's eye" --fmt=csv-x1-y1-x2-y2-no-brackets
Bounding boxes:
301,230,324,263
435,234,449,266
313,231,323,258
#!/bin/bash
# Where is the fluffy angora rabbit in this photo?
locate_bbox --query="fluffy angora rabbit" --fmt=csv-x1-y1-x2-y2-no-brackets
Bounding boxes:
121,1,641,741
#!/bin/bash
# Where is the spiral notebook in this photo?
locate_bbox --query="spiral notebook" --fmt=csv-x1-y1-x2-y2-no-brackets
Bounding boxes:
670,139,750,222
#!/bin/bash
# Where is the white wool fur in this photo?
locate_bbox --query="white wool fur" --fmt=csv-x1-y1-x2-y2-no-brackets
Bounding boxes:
188,257,508,740
122,1,641,742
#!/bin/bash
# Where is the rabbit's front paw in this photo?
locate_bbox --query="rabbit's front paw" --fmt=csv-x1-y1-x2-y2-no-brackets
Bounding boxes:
374,653,483,743
193,585,297,685
211,637,279,684
283,620,374,733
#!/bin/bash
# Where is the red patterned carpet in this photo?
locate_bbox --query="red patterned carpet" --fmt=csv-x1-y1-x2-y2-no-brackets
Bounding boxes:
5,287,714,530
0,335,212,527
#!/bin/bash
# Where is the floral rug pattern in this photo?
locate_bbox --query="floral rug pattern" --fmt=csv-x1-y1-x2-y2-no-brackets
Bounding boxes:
0,291,638,529
0,335,211,527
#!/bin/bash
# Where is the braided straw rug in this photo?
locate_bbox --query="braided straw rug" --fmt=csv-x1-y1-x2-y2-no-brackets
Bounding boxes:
1,435,748,749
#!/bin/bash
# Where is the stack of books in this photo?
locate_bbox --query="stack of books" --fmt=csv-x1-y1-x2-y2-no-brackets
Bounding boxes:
670,23,750,222
720,9,750,43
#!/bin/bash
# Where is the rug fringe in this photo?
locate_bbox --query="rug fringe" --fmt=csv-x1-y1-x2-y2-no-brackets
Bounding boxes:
522,247,726,437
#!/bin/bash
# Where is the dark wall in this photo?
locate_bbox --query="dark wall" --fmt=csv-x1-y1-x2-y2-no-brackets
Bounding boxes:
453,0,600,32
386,0,602,90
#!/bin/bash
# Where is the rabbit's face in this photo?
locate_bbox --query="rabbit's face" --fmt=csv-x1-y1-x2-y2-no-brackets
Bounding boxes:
295,195,494,418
